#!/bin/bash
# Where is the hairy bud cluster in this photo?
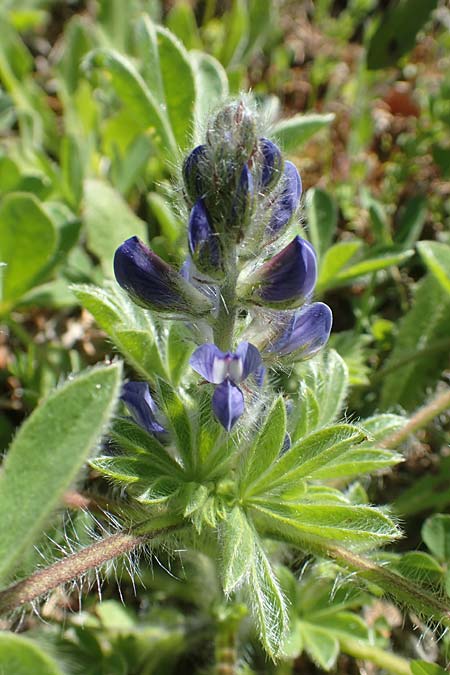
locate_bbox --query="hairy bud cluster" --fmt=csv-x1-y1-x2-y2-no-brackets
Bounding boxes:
114,101,332,430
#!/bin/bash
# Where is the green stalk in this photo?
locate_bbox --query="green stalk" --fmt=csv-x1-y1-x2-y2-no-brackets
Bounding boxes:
339,636,412,675
213,252,238,351
381,388,450,449
0,516,183,614
316,543,450,626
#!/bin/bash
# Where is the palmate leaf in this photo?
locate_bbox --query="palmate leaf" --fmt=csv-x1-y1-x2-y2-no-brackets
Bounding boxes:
242,424,365,498
251,501,400,550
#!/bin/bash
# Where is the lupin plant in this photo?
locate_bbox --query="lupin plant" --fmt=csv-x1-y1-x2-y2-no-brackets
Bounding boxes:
2,101,450,672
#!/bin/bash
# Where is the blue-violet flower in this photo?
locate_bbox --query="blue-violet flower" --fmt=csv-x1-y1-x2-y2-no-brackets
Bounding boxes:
190,342,262,431
265,302,333,361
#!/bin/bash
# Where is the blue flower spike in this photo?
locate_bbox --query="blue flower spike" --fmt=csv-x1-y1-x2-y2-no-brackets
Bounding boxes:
121,381,166,435
267,160,302,234
190,342,262,431
237,235,317,310
114,236,214,317
265,302,333,361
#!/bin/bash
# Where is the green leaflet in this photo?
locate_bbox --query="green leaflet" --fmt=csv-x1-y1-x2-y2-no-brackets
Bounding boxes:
239,396,286,493
83,48,175,156
243,424,365,498
411,661,448,675
272,113,335,151
0,363,122,585
290,382,320,441
155,26,197,150
366,0,438,69
245,534,288,659
296,349,349,429
0,192,57,305
417,241,450,296
111,417,182,476
380,274,450,410
305,187,337,261
252,501,400,550
191,50,228,136
220,507,255,595
83,179,147,277
299,624,339,670
317,241,413,293
156,378,194,470
73,283,168,383
0,633,64,675
422,514,450,563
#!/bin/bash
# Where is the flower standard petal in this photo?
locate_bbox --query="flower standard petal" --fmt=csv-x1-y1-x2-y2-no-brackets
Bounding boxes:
267,160,302,234
114,236,213,317
121,381,166,434
265,302,333,360
234,341,263,381
237,236,317,310
189,343,228,384
212,380,245,431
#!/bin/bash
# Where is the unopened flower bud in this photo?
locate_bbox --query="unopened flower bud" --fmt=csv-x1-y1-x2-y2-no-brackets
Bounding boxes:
188,199,224,278
259,138,283,191
237,236,317,310
114,236,214,317
182,144,210,205
267,161,302,234
264,302,332,361
206,101,257,164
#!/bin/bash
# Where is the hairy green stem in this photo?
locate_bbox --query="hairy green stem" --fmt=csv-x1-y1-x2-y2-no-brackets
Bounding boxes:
0,518,182,614
339,637,411,675
214,254,238,351
381,388,450,449
317,543,450,626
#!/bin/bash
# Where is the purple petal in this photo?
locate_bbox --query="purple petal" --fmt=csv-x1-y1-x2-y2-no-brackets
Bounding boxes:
188,199,222,275
266,302,333,359
239,236,317,309
183,144,209,202
229,165,254,234
190,343,228,384
114,237,213,316
267,161,302,234
212,380,245,431
121,381,166,434
259,138,282,189
234,341,262,382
